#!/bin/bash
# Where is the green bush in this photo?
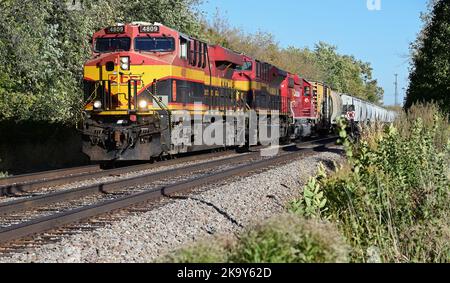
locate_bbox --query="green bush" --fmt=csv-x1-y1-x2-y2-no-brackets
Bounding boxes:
162,214,349,263
229,214,348,263
296,104,450,262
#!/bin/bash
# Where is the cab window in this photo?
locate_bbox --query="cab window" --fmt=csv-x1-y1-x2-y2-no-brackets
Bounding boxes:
304,86,311,96
134,37,175,52
180,37,188,59
95,37,130,53
236,61,252,71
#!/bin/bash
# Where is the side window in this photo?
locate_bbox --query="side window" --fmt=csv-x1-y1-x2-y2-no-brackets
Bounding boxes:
180,37,188,60
262,64,265,80
288,78,294,88
263,64,267,81
192,40,197,66
202,43,207,68
197,42,203,68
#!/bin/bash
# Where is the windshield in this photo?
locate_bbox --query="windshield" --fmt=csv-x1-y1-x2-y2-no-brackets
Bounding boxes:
236,61,253,71
95,37,131,53
135,37,175,52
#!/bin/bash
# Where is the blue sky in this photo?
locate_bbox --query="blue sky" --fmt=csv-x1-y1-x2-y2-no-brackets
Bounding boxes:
199,0,428,106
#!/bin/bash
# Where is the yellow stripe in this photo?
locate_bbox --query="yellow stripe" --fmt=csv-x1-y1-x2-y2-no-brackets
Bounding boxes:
84,64,287,113
84,65,247,90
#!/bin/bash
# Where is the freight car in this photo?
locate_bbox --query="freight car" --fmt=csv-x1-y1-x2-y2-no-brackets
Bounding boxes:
81,22,396,162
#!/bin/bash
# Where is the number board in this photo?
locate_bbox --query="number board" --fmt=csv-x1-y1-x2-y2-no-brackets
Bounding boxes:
105,26,125,34
140,25,160,33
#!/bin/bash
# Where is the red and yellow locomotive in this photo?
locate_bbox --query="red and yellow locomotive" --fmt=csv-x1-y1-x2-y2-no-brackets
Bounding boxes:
82,22,331,161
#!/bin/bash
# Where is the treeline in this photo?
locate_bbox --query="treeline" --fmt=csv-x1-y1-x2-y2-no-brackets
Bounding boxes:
0,0,383,124
406,0,450,115
0,0,202,123
200,14,384,103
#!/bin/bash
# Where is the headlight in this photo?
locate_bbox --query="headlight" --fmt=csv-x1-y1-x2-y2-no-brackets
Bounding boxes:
93,100,102,109
138,99,148,110
120,57,129,70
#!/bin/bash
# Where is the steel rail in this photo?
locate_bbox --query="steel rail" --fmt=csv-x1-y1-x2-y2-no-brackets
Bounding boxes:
0,137,335,215
0,152,259,215
0,138,338,244
0,165,101,187
0,149,244,196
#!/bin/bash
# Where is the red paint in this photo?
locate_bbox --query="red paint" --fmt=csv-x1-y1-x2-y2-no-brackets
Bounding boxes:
85,23,321,121
172,80,177,102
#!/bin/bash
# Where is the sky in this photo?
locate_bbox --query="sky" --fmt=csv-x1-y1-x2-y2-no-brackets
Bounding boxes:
199,0,428,106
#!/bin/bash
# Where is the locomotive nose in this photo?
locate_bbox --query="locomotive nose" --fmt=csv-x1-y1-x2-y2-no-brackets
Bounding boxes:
97,53,131,72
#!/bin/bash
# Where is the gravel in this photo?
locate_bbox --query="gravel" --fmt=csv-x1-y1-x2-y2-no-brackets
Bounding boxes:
0,148,344,263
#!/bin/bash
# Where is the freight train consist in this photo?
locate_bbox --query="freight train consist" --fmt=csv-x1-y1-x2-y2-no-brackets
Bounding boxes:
82,22,396,161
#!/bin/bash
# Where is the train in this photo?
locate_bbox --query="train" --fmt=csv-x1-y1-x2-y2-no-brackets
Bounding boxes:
81,22,396,162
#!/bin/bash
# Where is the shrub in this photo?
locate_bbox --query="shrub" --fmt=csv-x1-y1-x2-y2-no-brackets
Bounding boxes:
162,214,349,263
289,164,329,219
303,104,450,262
229,214,348,263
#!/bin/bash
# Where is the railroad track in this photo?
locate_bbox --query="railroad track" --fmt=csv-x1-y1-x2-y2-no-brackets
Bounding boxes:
0,137,338,254
0,148,244,197
0,165,102,195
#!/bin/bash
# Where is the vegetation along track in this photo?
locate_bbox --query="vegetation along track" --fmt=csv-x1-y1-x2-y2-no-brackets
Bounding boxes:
0,137,337,251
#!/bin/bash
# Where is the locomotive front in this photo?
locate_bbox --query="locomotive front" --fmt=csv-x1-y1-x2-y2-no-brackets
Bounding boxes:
82,23,177,162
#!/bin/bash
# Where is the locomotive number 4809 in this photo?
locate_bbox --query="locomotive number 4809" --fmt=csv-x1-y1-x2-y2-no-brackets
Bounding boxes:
139,25,160,33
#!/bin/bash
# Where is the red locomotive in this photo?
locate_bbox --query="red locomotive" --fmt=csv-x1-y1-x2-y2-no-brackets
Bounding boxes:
81,22,393,162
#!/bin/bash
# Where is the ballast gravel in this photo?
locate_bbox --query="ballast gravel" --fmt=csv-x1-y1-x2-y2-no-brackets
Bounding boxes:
1,149,344,263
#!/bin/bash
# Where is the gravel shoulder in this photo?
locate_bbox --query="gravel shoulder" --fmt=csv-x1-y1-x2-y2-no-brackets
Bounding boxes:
1,148,344,263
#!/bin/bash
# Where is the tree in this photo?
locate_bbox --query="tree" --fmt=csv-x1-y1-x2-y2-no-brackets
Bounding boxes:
313,42,383,103
201,14,384,103
405,0,450,114
0,0,202,123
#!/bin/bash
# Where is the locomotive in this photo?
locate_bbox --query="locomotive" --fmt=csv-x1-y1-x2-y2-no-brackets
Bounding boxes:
81,22,395,162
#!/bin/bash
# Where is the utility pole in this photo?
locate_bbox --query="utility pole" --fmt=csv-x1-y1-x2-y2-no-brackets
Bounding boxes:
394,74,398,106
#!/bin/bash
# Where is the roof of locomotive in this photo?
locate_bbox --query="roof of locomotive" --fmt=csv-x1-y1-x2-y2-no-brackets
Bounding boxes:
210,45,244,66
93,22,179,38
93,23,317,83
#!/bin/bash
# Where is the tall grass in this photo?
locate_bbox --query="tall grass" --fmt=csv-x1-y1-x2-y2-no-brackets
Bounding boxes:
292,104,449,262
